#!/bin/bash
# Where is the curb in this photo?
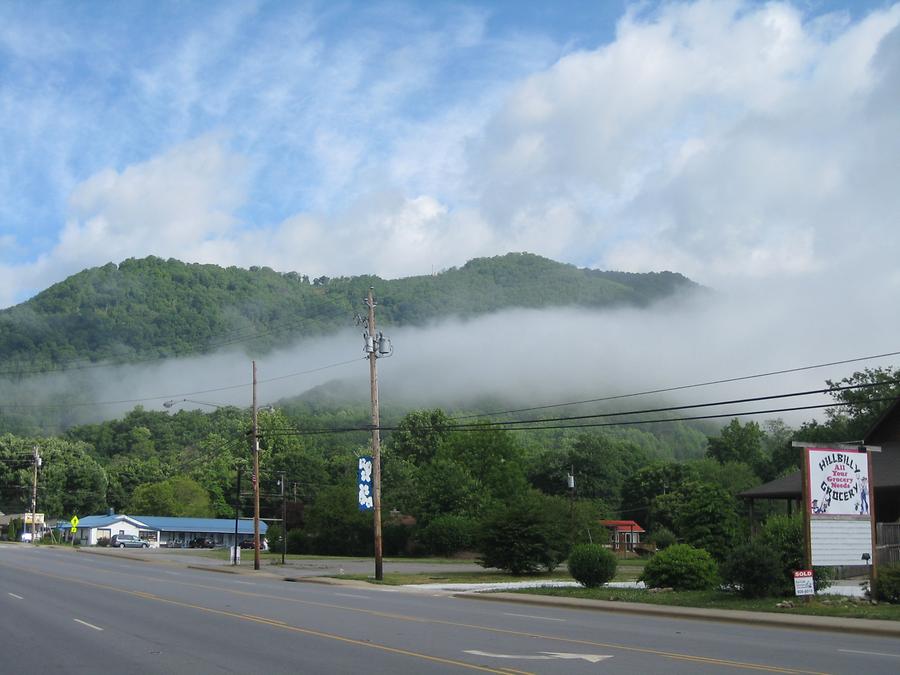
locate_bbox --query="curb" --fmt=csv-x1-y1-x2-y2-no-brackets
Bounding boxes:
456,592,900,637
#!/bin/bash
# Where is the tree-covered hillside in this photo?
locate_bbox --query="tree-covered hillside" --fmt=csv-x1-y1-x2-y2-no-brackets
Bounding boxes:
0,253,698,373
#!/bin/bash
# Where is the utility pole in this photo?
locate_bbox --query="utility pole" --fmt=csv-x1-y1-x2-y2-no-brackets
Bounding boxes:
233,465,242,566
363,288,392,581
278,471,286,565
252,360,261,571
31,446,41,544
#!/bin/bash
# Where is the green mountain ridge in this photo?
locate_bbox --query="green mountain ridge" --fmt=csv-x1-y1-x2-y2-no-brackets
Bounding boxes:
0,252,700,374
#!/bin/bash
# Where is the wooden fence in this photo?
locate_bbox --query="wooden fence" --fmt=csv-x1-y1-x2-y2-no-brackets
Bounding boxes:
876,522,900,566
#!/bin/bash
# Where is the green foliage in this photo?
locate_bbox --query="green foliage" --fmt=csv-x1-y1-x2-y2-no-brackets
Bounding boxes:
567,544,618,588
721,541,784,598
648,527,677,551
386,409,450,465
96,537,110,547
759,514,831,594
286,528,308,555
382,521,413,557
7,519,18,542
528,433,653,506
706,419,767,478
640,544,720,591
876,564,900,603
129,476,213,517
303,484,373,556
416,515,477,555
651,480,739,561
477,492,570,575
0,254,697,376
620,461,697,529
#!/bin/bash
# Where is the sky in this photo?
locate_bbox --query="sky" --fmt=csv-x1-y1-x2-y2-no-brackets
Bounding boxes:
1,0,899,425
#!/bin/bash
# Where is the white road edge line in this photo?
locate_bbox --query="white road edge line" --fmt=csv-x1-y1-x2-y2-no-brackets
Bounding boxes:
334,593,369,599
8,593,24,600
503,612,565,622
839,649,900,659
73,619,103,631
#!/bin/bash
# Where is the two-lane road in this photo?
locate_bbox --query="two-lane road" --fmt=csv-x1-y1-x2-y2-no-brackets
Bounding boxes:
1,545,898,674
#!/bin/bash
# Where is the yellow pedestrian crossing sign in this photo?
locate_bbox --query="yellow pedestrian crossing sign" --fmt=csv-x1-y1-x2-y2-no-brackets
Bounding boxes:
70,515,78,533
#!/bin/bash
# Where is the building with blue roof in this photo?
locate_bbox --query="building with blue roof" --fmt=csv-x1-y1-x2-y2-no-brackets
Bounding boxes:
71,511,267,549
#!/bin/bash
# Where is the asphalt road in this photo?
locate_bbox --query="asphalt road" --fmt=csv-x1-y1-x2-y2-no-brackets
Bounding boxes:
1,544,899,674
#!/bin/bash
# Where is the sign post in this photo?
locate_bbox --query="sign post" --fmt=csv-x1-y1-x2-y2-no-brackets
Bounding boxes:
795,443,879,597
70,515,79,545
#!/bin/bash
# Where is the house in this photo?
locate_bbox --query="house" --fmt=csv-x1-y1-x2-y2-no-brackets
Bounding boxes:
71,512,267,548
0,512,45,541
740,396,900,564
600,519,645,551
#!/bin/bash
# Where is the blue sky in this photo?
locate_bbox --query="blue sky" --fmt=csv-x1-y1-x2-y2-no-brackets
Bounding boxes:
1,0,898,310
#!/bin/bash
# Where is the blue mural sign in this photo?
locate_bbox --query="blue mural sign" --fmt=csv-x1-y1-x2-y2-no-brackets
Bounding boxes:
357,456,374,511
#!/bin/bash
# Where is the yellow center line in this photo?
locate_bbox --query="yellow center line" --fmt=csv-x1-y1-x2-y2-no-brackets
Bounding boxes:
1,557,827,674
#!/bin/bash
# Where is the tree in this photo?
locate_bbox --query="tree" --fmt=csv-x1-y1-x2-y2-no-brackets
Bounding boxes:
477,492,570,574
620,461,697,529
706,419,767,478
130,476,213,517
651,480,739,561
386,409,451,465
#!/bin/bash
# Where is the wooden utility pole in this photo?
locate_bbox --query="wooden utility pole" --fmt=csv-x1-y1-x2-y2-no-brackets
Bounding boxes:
366,288,384,581
252,360,261,571
31,446,40,544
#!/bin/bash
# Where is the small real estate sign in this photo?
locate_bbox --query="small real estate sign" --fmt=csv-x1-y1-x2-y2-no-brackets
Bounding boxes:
793,570,815,596
806,447,874,567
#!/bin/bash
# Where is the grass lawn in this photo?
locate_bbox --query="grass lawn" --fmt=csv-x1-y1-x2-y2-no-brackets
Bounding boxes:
342,562,647,586
199,549,474,565
519,586,900,621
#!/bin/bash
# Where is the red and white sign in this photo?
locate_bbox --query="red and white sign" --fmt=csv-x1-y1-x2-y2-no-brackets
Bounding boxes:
793,570,815,596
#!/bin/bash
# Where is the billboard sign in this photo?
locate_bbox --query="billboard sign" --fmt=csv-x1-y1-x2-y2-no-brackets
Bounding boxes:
807,448,869,517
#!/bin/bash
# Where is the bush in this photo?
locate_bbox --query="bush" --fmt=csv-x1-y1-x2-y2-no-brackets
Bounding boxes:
759,515,830,595
876,564,900,603
417,515,477,556
286,529,307,555
567,544,618,588
640,544,719,591
477,492,569,575
721,541,783,598
96,537,110,548
648,527,677,551
382,522,413,557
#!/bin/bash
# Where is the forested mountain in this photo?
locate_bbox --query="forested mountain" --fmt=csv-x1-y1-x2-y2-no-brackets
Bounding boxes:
0,253,698,373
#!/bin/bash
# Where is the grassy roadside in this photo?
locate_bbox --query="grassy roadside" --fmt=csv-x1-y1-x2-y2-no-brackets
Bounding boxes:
341,562,647,586
518,586,900,621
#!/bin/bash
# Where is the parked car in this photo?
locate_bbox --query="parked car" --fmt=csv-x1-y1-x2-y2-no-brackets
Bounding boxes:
189,537,215,549
111,534,149,549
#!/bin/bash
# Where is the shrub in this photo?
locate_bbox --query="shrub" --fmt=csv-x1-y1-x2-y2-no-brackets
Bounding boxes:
417,515,477,556
567,544,618,588
876,564,900,603
640,544,719,591
382,522,413,557
759,515,830,595
477,492,569,575
721,541,783,598
286,529,307,555
648,527,677,551
96,537,110,548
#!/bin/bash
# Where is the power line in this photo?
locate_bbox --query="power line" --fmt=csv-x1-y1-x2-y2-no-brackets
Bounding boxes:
451,349,900,421
256,389,900,439
447,379,900,430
